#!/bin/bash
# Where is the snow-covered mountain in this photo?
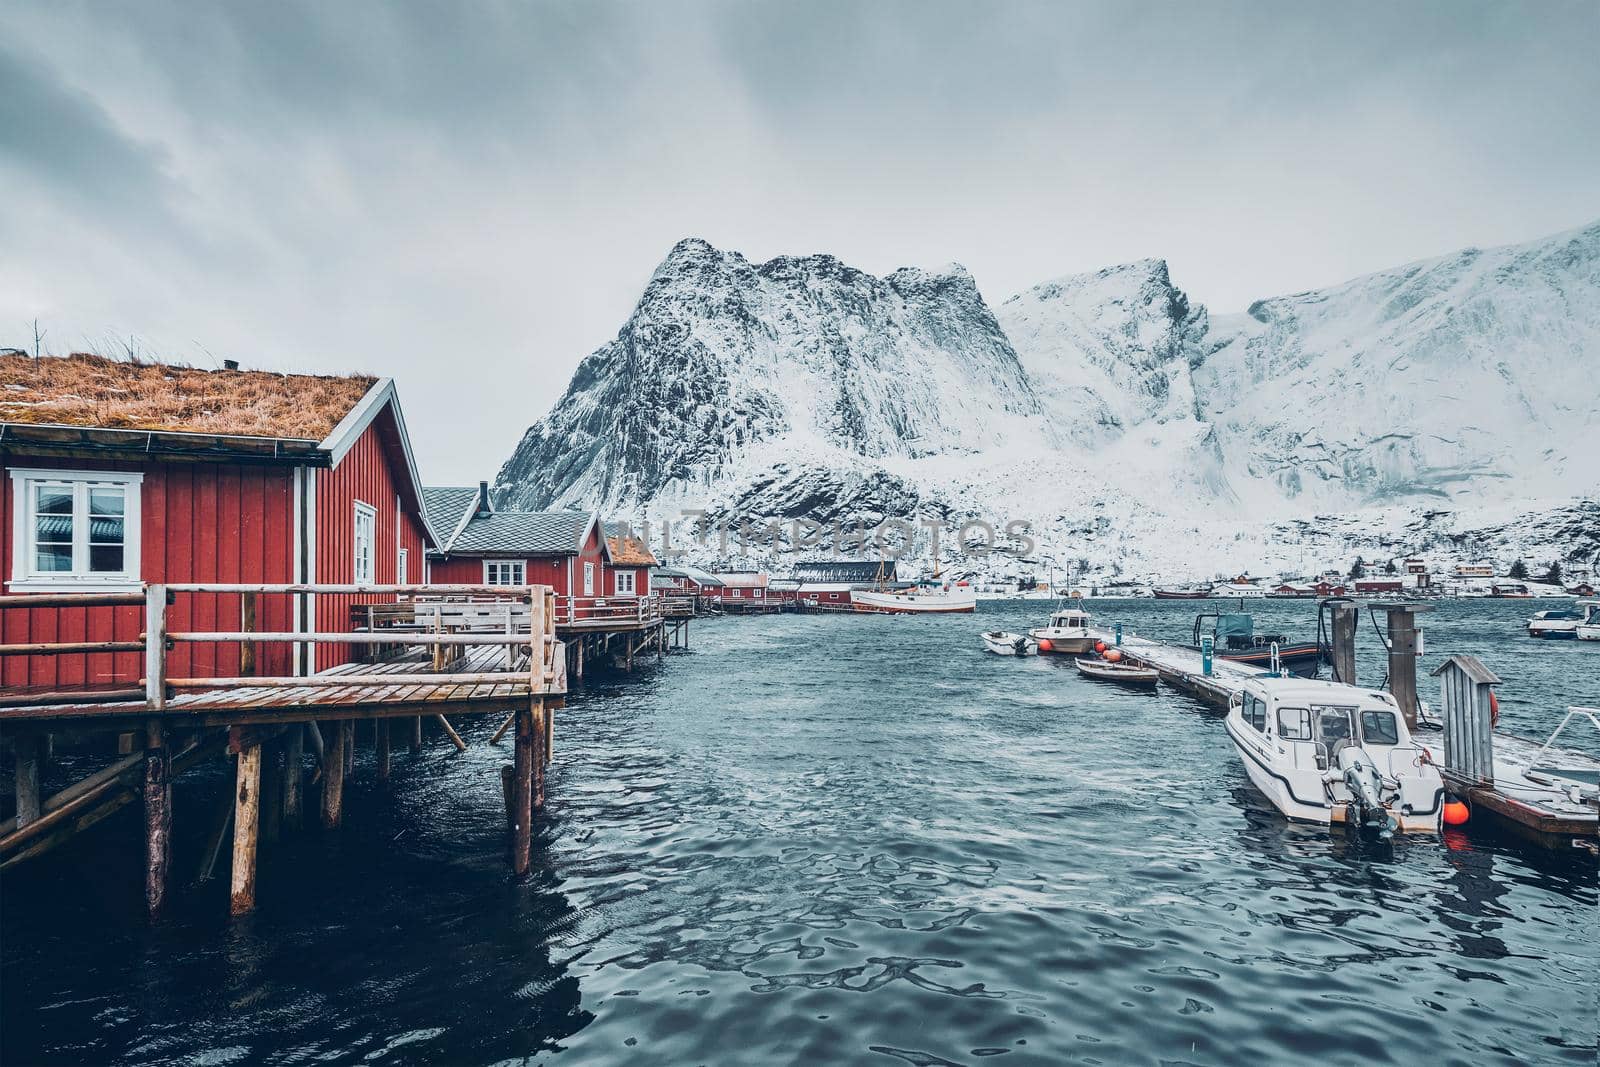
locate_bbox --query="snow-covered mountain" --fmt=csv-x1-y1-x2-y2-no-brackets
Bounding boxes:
496,222,1600,578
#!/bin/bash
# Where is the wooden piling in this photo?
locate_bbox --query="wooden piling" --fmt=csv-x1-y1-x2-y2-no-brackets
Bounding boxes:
260,741,283,844
409,716,422,755
1330,602,1358,685
511,707,535,877
14,736,42,829
376,719,391,781
322,720,346,830
1388,607,1420,730
283,726,304,829
230,742,261,915
435,714,467,752
143,721,172,920
343,720,355,776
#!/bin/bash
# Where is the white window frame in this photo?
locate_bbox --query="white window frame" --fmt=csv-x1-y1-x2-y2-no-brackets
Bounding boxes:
614,569,636,596
8,469,143,592
353,500,377,584
583,560,595,596
485,560,526,586
397,547,409,585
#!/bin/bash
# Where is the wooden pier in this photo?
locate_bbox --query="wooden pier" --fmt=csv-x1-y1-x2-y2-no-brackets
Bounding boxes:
1085,615,1598,849
1,582,568,918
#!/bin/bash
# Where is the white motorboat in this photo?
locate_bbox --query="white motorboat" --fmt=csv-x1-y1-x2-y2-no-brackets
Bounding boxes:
981,631,1036,655
1027,606,1096,654
1224,677,1444,836
852,581,977,614
1577,600,1600,641
1527,609,1583,639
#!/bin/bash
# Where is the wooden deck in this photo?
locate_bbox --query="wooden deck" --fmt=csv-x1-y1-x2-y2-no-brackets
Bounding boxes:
0,644,565,726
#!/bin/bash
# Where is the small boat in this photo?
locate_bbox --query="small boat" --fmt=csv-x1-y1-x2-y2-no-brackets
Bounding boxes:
1527,609,1583,639
981,631,1036,656
1192,609,1323,677
1028,606,1096,654
851,561,977,614
1577,600,1600,642
1224,677,1443,836
1153,587,1209,600
1074,658,1158,686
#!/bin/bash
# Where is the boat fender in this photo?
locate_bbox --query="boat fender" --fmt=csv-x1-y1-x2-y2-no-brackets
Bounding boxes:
1488,689,1499,729
1037,638,1053,653
1442,795,1470,826
1094,640,1107,654
1103,649,1122,664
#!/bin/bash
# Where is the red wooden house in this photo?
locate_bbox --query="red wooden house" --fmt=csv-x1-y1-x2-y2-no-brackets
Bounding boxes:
1,353,437,687
423,483,624,619
602,522,658,598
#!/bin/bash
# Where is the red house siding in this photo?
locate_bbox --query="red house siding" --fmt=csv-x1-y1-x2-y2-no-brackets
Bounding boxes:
313,415,427,671
2,456,296,688
430,555,571,594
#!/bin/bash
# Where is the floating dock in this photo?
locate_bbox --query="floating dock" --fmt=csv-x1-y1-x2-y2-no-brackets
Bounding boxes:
1085,625,1599,849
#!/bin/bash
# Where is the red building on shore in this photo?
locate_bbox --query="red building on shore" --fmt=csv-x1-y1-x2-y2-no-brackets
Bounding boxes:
1,353,437,686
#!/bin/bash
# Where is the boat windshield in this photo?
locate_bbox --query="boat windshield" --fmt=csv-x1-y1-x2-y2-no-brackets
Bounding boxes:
1052,612,1088,627
1311,705,1357,757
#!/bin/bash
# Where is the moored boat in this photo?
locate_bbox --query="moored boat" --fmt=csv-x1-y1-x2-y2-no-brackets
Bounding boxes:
1028,606,1095,654
1153,587,1209,599
1527,609,1582,639
1224,677,1443,836
851,582,976,614
1073,658,1158,686
981,631,1036,655
1191,610,1323,677
1577,600,1600,642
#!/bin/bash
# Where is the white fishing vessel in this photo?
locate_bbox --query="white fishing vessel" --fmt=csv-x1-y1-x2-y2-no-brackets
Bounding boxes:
851,563,976,615
1224,677,1444,836
1526,609,1583,639
981,631,1036,655
1027,606,1095,654
1577,600,1600,641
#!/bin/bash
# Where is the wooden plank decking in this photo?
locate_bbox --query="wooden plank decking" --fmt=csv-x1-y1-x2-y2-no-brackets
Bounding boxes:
0,644,566,726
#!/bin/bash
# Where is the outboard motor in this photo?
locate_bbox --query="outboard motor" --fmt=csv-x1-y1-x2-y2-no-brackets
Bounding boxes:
1336,748,1399,839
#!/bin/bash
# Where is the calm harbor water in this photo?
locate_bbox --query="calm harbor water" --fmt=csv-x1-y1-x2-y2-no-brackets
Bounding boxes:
3,598,1596,1065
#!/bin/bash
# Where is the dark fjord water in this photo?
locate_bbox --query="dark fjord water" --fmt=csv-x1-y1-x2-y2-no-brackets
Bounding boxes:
3,599,1596,1065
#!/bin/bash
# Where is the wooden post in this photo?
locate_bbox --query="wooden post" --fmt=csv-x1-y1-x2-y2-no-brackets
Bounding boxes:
435,714,467,752
575,637,584,681
500,764,516,837
283,726,304,830
1388,608,1419,731
145,584,168,711
409,716,422,755
321,721,345,829
532,698,548,810
13,736,42,828
511,707,534,877
376,719,391,782
240,591,257,676
261,741,282,844
143,720,172,920
1330,602,1358,686
343,720,355,776
230,741,261,915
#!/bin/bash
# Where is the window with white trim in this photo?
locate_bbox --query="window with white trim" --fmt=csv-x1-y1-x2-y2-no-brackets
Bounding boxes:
486,560,525,585
397,548,409,585
614,569,636,595
583,560,595,596
9,470,142,588
353,501,376,583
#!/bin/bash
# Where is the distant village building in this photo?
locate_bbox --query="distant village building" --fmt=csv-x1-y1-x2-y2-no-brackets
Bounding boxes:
1453,563,1496,578
1353,578,1405,595
793,560,893,584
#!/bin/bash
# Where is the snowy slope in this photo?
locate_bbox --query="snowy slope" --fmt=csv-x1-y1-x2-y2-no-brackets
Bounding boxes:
1196,220,1600,507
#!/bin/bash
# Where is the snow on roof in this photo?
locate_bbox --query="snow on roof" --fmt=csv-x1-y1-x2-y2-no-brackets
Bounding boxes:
0,352,376,440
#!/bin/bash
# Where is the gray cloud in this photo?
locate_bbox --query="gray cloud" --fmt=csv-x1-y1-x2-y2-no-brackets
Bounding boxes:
1,1,1596,481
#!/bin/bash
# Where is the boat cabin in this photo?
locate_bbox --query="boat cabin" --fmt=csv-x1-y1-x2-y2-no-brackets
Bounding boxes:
1048,608,1091,630
1233,680,1409,770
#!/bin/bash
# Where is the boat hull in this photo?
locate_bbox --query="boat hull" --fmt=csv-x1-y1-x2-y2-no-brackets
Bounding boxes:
981,632,1035,655
1153,589,1208,600
1527,624,1578,639
1027,631,1096,654
1224,717,1441,834
851,588,977,614
1073,659,1158,686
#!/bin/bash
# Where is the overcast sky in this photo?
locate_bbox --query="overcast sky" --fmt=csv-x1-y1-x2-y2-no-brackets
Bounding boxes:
3,2,1597,483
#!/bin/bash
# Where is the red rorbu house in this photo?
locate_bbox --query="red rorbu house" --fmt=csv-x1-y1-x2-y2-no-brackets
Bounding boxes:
1352,579,1405,595
0,352,438,687
602,522,658,600
424,483,656,627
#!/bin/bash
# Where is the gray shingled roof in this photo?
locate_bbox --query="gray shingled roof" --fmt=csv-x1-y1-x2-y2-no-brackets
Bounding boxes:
422,486,478,538
449,510,593,556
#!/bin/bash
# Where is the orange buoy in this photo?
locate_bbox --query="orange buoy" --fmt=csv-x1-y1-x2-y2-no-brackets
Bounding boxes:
1488,689,1500,728
1103,649,1123,663
1037,638,1054,653
1442,797,1470,826
1094,640,1107,654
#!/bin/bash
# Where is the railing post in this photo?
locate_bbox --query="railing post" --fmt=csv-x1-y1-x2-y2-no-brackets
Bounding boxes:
240,591,257,677
144,584,168,711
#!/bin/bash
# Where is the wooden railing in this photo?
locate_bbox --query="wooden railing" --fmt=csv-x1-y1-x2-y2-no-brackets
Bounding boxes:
0,583,561,711
553,594,664,627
